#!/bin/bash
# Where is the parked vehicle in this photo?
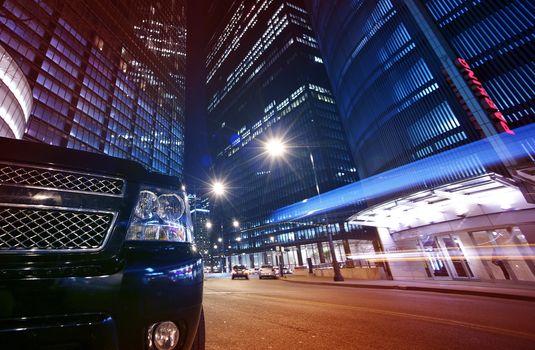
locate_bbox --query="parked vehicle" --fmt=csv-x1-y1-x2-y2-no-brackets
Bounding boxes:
259,264,277,279
231,264,249,279
0,138,204,350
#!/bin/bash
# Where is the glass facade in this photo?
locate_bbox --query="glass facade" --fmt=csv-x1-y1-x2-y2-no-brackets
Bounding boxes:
0,43,32,138
0,0,186,177
307,0,535,283
307,0,534,189
206,0,360,261
423,0,534,130
307,0,488,183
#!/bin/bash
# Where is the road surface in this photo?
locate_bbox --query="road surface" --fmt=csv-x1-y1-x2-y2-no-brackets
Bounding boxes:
203,275,535,349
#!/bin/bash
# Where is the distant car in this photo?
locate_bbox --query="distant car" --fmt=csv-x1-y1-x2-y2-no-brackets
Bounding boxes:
259,264,277,279
231,265,249,279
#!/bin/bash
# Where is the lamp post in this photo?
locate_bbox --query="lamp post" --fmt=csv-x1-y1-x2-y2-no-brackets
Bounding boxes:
233,219,240,268
210,180,228,273
265,138,344,282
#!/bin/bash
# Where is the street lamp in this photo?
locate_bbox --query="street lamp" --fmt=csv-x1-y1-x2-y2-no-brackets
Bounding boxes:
211,181,226,196
265,138,286,158
264,137,344,282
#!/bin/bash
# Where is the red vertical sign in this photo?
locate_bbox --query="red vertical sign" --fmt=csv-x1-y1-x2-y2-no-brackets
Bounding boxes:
455,58,514,135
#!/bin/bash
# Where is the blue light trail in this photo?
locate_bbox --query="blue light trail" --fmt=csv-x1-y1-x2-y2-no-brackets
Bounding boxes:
270,124,535,223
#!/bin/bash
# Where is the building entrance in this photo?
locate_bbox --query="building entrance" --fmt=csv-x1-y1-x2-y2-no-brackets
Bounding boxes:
440,236,475,279
419,237,449,278
419,235,475,280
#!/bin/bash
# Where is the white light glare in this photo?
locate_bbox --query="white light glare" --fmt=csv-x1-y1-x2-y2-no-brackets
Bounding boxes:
212,181,225,196
265,138,286,157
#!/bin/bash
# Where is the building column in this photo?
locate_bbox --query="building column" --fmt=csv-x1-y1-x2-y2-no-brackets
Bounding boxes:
342,239,351,256
317,242,325,263
516,224,535,276
296,244,304,266
377,228,399,280
342,239,354,267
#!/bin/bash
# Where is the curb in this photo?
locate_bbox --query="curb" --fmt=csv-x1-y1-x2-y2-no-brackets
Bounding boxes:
281,278,535,302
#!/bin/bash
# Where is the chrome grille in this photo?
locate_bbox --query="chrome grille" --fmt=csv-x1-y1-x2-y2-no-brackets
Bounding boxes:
0,207,114,251
0,163,124,196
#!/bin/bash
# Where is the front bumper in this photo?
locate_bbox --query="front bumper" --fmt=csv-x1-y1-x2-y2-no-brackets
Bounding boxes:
0,242,203,350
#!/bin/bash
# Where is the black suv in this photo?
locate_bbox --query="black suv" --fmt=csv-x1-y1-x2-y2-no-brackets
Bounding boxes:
0,138,204,350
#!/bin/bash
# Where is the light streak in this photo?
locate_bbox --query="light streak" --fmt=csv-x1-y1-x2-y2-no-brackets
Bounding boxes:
346,244,535,263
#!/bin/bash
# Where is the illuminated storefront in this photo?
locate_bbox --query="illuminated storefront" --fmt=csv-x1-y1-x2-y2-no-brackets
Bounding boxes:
350,174,535,282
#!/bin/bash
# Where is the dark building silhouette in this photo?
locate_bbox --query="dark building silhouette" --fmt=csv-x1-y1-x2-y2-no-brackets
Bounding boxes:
206,0,363,268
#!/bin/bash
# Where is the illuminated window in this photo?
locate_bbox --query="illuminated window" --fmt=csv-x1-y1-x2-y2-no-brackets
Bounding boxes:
93,35,104,51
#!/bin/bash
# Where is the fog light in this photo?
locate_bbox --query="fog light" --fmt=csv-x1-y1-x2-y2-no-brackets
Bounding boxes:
148,321,179,350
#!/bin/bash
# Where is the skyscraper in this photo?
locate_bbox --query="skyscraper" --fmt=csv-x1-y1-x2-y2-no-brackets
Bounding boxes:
307,0,535,283
0,0,186,177
307,0,533,183
206,0,363,269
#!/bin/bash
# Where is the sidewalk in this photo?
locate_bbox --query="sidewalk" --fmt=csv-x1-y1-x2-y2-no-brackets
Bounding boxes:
280,273,535,302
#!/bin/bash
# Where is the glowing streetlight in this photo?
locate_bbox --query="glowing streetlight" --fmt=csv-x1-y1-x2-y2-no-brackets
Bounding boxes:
212,181,225,196
236,237,241,242
232,219,239,228
206,221,212,229
218,237,222,243
213,244,218,249
265,138,287,158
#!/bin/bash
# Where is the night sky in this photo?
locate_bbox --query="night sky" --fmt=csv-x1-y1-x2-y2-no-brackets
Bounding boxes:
184,0,211,193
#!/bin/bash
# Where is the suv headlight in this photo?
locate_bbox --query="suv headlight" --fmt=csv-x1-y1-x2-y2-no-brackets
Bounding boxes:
126,186,192,242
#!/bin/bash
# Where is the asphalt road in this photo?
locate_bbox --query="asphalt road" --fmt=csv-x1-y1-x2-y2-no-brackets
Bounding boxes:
203,275,535,350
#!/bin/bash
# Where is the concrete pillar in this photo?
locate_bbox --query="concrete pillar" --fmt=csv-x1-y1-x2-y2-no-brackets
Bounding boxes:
518,224,535,244
317,241,325,263
516,224,535,277
377,228,401,280
342,239,354,267
296,244,304,266
342,239,351,256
